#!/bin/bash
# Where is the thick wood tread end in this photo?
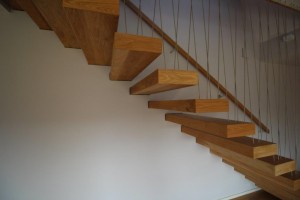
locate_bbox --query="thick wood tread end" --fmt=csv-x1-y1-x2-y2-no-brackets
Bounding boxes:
166,113,255,137
32,0,80,48
110,33,162,81
207,143,295,176
63,0,119,16
130,69,198,95
64,3,119,65
148,99,229,113
17,0,51,30
181,126,276,158
224,159,300,199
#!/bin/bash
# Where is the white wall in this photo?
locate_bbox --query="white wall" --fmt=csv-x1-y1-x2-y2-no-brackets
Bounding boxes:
0,5,256,200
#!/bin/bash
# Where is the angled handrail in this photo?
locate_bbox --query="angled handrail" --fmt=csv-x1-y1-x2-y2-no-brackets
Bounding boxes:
125,0,270,133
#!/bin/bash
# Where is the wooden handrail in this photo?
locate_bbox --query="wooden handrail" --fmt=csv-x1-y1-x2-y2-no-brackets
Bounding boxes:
125,0,270,133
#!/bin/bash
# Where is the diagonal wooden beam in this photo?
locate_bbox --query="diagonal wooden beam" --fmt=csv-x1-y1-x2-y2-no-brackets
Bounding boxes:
125,0,270,133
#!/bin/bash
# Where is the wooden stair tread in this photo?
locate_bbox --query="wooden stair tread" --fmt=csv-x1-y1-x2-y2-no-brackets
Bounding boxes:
130,69,198,95
17,0,51,30
258,155,295,165
63,0,119,66
32,0,80,48
231,190,280,200
224,160,300,199
166,113,255,138
148,99,229,113
182,126,276,158
110,32,162,81
63,0,119,15
206,142,295,176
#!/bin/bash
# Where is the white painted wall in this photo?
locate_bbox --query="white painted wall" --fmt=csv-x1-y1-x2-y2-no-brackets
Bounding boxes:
0,5,256,200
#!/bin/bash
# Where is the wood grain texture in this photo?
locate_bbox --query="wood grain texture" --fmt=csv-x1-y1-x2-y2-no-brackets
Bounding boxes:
8,0,23,10
166,113,255,138
125,0,269,133
32,0,80,48
63,0,119,15
181,126,276,158
206,143,295,176
64,5,119,65
148,99,229,113
130,69,198,95
17,0,51,30
224,159,300,199
110,32,162,80
231,190,279,200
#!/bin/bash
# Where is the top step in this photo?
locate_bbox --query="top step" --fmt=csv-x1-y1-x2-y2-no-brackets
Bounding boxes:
63,0,119,66
110,32,162,81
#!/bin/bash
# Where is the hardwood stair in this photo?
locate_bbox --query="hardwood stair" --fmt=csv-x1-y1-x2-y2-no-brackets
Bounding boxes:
207,142,295,176
224,160,300,199
149,99,229,113
166,113,255,138
110,32,162,81
181,126,276,158
31,0,80,48
63,0,119,66
16,0,51,30
130,69,198,95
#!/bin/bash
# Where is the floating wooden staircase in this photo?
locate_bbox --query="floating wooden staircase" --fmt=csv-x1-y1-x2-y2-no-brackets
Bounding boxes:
8,1,300,199
130,69,198,95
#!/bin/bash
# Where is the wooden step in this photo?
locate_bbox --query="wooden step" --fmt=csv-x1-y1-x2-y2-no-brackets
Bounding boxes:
166,113,255,138
207,143,296,176
130,69,198,95
31,0,80,48
224,159,300,199
16,0,51,30
181,126,276,158
63,0,119,66
231,190,280,200
110,32,162,81
148,99,229,113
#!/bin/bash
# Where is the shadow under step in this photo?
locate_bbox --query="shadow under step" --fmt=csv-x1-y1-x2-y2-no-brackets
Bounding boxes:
110,32,162,81
17,0,51,30
31,0,80,48
208,143,295,176
166,113,255,138
130,69,198,95
148,99,229,113
181,126,276,159
224,159,300,199
231,190,280,200
63,0,119,66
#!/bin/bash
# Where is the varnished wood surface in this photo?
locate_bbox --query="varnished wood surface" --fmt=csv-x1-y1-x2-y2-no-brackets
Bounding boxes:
32,0,80,48
63,0,119,15
149,99,229,113
110,32,162,80
130,69,198,95
231,190,280,200
17,0,51,30
182,126,276,159
207,143,295,176
125,0,269,133
64,2,119,65
166,113,255,138
225,159,300,199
